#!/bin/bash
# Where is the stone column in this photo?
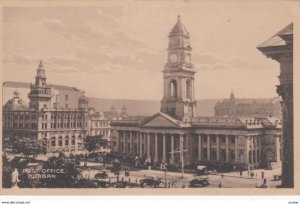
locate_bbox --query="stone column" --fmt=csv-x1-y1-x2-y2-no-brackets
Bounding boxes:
147,133,150,161
162,133,166,162
130,131,133,153
198,135,202,161
123,131,126,153
180,134,184,166
250,136,254,164
216,135,220,161
245,136,249,164
225,135,229,162
254,136,258,164
116,130,120,152
258,24,293,187
275,135,281,162
235,136,238,163
207,135,210,161
170,134,174,164
154,133,158,163
139,132,143,157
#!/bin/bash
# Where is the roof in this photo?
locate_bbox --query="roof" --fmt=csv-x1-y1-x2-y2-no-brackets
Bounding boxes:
141,112,182,128
169,15,189,37
3,91,28,111
3,81,81,92
257,23,293,48
191,116,281,129
215,97,280,107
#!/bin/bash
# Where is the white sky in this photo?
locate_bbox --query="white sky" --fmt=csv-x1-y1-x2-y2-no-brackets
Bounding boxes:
2,1,297,100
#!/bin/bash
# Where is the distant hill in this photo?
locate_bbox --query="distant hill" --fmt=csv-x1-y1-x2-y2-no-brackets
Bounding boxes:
88,97,218,117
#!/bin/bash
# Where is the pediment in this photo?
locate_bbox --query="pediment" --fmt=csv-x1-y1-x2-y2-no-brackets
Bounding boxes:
141,112,179,128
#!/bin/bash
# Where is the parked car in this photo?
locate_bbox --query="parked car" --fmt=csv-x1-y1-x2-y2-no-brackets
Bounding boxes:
140,176,164,188
196,165,208,175
189,177,209,187
94,170,108,179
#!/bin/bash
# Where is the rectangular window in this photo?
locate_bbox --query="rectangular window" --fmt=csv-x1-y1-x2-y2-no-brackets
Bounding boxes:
211,136,216,143
51,140,56,147
65,140,69,146
65,95,68,101
231,150,235,162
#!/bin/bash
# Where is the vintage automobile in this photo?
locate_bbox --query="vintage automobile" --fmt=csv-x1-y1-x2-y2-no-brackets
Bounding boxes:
189,177,209,187
196,165,208,175
140,176,164,188
196,165,217,175
94,170,108,179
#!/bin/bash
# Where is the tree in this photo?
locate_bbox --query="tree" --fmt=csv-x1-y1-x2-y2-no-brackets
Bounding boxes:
73,178,98,188
84,137,98,154
2,155,13,188
12,139,46,158
39,155,82,188
111,160,122,182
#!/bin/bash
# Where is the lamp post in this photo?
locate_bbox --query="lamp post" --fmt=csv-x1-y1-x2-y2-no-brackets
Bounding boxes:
161,162,167,188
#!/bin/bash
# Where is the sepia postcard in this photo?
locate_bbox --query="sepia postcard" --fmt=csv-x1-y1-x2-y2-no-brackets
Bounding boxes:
0,0,299,196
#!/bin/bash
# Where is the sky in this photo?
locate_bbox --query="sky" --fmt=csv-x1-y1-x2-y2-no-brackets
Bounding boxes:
2,1,297,100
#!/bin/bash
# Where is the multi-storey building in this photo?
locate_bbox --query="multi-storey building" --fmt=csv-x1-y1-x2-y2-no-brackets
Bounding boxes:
214,91,281,118
3,81,82,110
3,61,89,155
110,16,282,170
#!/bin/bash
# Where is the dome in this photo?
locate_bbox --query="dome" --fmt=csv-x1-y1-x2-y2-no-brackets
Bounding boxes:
169,15,189,37
78,91,89,104
3,90,28,111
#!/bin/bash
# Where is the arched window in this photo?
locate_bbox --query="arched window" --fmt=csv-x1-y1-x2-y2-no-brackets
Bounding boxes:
58,136,63,146
186,79,192,99
170,80,177,98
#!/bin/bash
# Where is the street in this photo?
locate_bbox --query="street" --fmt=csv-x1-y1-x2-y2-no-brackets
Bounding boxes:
81,162,282,188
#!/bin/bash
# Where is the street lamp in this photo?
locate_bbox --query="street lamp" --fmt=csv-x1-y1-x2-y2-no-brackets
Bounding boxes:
161,162,167,188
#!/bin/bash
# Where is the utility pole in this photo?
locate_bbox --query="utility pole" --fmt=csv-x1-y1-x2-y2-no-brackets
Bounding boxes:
169,135,187,179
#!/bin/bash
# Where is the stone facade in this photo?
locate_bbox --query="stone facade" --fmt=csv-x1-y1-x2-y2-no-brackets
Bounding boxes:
258,23,293,187
214,91,281,118
2,61,89,155
110,17,282,170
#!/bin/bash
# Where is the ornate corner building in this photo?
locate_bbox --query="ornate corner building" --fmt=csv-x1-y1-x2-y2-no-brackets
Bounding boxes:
3,61,89,155
110,17,282,170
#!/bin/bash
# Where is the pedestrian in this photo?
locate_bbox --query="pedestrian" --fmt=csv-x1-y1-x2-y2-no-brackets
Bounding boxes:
219,182,222,188
221,173,224,179
247,170,250,177
255,173,257,179
263,178,267,185
261,171,264,179
240,171,243,177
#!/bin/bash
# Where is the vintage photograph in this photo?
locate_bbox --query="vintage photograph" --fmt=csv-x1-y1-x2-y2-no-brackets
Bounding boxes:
1,0,296,192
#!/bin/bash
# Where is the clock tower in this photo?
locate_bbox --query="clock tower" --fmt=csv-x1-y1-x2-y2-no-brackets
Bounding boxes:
160,16,197,121
28,60,53,110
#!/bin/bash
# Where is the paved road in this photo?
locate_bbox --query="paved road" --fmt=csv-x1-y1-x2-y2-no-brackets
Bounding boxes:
81,163,282,188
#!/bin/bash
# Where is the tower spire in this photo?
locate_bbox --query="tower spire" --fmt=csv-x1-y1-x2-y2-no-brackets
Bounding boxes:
230,90,235,99
39,59,43,69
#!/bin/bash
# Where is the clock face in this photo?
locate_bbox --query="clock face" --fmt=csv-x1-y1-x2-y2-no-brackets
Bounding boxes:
169,53,178,63
185,54,191,63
